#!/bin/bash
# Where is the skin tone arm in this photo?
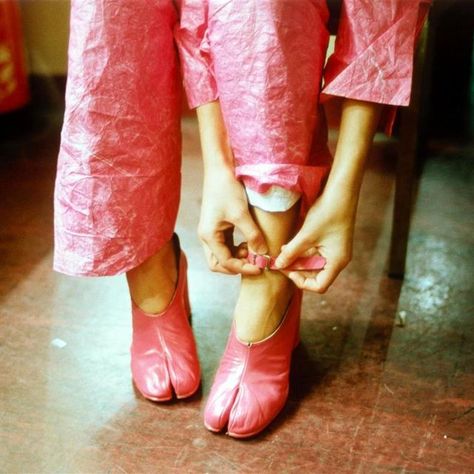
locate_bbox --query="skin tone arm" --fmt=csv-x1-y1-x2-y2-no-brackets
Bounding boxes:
196,101,268,275
275,98,383,292
126,100,263,314
197,97,383,297
197,100,301,342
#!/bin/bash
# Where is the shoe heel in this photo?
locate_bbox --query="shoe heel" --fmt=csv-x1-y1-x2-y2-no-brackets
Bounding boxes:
184,276,191,318
292,290,303,349
293,331,300,349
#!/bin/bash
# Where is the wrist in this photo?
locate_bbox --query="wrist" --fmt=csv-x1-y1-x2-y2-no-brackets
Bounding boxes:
325,162,364,199
326,172,363,197
203,155,235,175
203,160,238,190
318,177,360,219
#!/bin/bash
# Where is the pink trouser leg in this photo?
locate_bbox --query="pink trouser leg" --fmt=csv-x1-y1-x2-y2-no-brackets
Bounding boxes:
54,1,200,402
54,0,181,277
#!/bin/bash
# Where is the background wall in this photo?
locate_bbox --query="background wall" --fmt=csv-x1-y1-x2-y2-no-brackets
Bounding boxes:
17,1,334,78
20,0,70,75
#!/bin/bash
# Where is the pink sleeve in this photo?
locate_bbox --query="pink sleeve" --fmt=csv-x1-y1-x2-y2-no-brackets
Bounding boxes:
321,0,432,107
174,0,218,109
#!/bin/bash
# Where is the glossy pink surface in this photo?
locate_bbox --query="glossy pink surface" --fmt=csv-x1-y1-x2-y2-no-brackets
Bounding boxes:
0,117,473,472
131,246,200,401
204,290,302,438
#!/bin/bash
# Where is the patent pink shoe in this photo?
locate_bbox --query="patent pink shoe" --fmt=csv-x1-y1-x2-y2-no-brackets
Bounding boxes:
203,289,302,438
130,239,200,401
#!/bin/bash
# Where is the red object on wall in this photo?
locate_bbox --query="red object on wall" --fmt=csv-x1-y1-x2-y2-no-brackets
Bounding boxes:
0,0,29,113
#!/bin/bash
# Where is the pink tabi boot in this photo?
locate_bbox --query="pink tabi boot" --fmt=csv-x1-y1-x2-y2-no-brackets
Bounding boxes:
203,252,325,437
204,289,302,438
131,240,200,401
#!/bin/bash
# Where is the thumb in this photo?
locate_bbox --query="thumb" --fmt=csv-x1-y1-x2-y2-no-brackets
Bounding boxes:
275,231,312,269
236,213,268,255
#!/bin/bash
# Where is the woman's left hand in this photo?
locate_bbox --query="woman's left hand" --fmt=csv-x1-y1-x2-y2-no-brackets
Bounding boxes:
199,164,268,275
275,188,357,293
275,99,382,292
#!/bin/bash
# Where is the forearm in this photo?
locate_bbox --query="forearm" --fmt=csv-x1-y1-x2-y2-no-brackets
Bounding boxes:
195,99,268,267
196,100,234,173
323,99,383,212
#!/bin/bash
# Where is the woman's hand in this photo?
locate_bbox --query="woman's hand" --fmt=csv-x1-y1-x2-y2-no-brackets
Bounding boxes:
196,100,268,275
275,98,383,292
275,188,356,292
199,164,268,275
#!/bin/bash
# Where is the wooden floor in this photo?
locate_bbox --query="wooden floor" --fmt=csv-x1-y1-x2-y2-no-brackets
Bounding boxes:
0,113,473,473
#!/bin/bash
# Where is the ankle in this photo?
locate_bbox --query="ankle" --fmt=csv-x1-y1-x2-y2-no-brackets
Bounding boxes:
235,271,294,343
126,238,178,314
242,268,290,289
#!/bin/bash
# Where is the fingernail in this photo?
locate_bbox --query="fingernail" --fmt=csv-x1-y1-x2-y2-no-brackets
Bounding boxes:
275,257,285,268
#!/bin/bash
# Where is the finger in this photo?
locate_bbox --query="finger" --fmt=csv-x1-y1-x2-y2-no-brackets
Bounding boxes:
300,247,319,258
312,263,343,293
288,261,342,293
218,257,262,275
209,257,235,275
280,269,316,281
206,238,261,275
286,271,322,292
284,270,318,290
202,245,234,275
280,244,318,259
234,213,268,255
274,231,313,269
286,271,307,289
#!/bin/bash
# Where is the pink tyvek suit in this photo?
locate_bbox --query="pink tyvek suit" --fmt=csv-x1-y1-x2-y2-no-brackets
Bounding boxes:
176,0,431,203
54,0,430,277
54,1,181,276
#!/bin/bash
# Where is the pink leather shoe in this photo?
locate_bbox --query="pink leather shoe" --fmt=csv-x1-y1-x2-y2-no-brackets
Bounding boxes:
131,238,200,401
204,289,302,438
203,251,325,437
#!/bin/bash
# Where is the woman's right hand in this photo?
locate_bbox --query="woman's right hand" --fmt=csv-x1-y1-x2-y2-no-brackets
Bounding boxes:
199,164,268,275
196,100,267,275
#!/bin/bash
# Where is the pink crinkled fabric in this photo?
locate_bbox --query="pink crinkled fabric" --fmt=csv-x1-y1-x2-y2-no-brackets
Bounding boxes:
176,0,333,209
321,0,432,106
54,0,181,276
55,0,431,277
175,0,431,200
321,0,432,134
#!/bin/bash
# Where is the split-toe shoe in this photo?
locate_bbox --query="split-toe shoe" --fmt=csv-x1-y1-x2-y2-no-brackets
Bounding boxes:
204,289,303,438
131,238,200,401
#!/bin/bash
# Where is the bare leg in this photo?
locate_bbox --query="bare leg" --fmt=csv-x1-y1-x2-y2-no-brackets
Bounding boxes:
126,237,177,314
234,203,299,343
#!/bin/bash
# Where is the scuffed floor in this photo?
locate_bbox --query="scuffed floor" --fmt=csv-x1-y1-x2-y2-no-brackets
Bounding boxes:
0,115,473,473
